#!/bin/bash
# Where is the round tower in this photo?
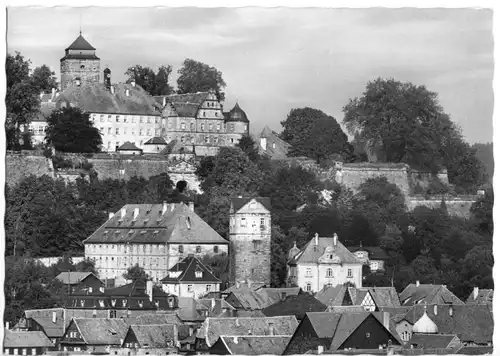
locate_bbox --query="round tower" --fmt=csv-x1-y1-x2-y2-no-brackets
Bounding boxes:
229,196,271,288
225,103,250,145
60,33,100,90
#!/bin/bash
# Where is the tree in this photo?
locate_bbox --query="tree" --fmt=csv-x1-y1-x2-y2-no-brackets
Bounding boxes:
237,134,260,162
177,58,226,100
125,64,174,96
472,142,493,183
281,108,351,163
470,188,494,236
30,65,58,93
342,78,463,172
123,265,150,283
45,107,102,153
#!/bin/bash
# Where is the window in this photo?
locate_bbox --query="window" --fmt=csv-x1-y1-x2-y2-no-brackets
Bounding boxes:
365,332,371,338
155,117,160,124
155,129,160,136
209,123,213,131
347,269,353,278
326,268,333,277
140,117,144,123
196,246,201,253
22,348,27,355
168,122,172,129
123,128,127,134
217,124,221,131
187,285,193,292
123,116,128,123
203,112,206,117
190,123,195,130
201,123,205,131
132,116,136,123
147,117,151,123
370,261,379,271
240,218,247,227
108,128,112,134
108,115,112,121
260,218,265,229
206,285,211,292
213,246,219,253
178,245,184,253
253,240,260,250
402,331,410,342
80,65,85,69
230,124,234,131
205,136,209,143
132,129,135,135
147,129,151,135
139,129,144,136
306,283,312,292
195,271,203,278
100,127,104,132
181,122,186,130
100,115,104,122
306,268,312,277
116,116,120,122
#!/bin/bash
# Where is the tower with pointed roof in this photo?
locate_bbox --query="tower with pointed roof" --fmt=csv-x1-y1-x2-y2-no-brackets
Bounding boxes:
60,32,100,90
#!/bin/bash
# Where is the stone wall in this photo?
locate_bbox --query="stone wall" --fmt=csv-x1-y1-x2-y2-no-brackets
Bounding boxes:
5,151,54,186
407,196,476,219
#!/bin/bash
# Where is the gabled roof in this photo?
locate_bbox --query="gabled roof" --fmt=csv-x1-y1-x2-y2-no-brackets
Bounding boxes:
315,285,349,306
227,290,280,310
56,271,101,285
132,313,181,325
197,299,236,317
144,137,167,145
258,126,291,160
83,202,227,245
466,289,493,305
401,304,493,344
197,316,298,347
70,318,129,345
117,141,142,151
222,282,261,294
262,294,327,320
399,284,464,306
161,255,221,283
218,335,291,355
65,34,96,51
3,330,54,348
230,197,272,213
22,308,68,338
349,287,401,308
409,333,460,349
126,324,177,348
347,246,390,260
289,235,361,265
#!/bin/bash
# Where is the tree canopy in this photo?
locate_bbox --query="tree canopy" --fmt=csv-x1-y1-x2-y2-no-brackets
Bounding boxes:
124,64,174,96
177,58,226,100
123,265,150,283
45,107,103,153
30,64,59,93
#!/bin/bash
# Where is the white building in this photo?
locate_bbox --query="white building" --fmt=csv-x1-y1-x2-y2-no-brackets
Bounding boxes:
287,233,363,293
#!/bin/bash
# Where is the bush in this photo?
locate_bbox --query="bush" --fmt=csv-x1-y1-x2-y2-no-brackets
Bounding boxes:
52,155,74,170
82,162,93,171
43,146,53,158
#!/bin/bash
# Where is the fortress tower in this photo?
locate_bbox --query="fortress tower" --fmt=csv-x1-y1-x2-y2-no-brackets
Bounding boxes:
229,197,272,288
60,32,100,90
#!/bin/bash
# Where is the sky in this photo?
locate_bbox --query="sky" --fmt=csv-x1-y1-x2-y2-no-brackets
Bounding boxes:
7,7,494,143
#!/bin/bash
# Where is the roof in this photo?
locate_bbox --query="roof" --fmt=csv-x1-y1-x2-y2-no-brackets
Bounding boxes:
65,34,96,51
222,282,262,294
347,246,390,260
227,289,281,310
3,330,54,348
258,126,291,160
55,272,101,285
230,197,272,213
349,287,401,308
409,333,459,349
197,299,236,317
262,294,327,320
126,324,176,348
401,304,493,344
71,318,129,345
23,308,68,338
132,313,181,325
412,309,438,333
325,306,366,313
144,137,167,145
117,141,142,151
197,316,299,347
176,297,206,322
56,82,160,116
161,255,221,283
315,285,349,306
399,284,464,306
83,202,228,245
219,335,291,355
289,235,361,265
225,103,249,123
165,92,211,105
466,289,493,305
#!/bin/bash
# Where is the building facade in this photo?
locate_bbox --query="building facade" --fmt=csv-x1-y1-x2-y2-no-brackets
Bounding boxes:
287,234,363,293
83,202,228,285
229,197,272,288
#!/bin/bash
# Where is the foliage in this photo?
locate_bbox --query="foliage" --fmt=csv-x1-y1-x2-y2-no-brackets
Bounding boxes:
177,58,226,100
123,265,150,282
472,142,493,182
201,253,230,288
281,107,351,163
237,134,260,162
470,188,494,236
45,107,102,153
124,64,174,96
30,64,59,93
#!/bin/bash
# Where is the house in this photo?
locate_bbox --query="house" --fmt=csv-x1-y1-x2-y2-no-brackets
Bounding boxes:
83,201,229,285
394,304,493,348
466,287,493,305
143,137,168,154
287,233,363,293
3,330,54,356
347,245,389,272
161,255,221,298
399,282,464,306
408,333,462,351
13,308,69,349
220,281,261,299
257,125,291,160
224,288,286,311
116,141,143,155
58,318,129,353
196,298,236,318
121,324,178,355
316,286,401,312
55,271,104,293
262,294,328,320
209,335,292,355
195,316,299,352
283,312,402,355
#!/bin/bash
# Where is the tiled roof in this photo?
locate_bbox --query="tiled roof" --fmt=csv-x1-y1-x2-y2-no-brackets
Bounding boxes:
466,289,493,305
197,299,235,317
56,272,100,285
83,202,227,245
72,318,129,345
165,92,211,105
133,313,182,325
23,308,68,338
60,54,100,61
228,290,281,310
401,304,493,344
222,282,262,294
225,103,249,123
176,297,206,322
258,126,291,160
65,34,96,51
290,236,361,265
144,137,167,145
399,284,464,306
161,255,221,283
56,82,160,116
258,287,301,299
262,294,327,320
117,141,142,151
219,335,291,355
325,306,365,313
172,102,200,117
197,316,299,347
3,330,54,348
126,324,177,348
230,197,272,213
349,287,401,308
347,246,390,260
34,102,57,122
409,333,459,349
315,285,348,306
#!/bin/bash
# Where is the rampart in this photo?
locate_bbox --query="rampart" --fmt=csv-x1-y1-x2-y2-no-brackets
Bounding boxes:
5,150,54,186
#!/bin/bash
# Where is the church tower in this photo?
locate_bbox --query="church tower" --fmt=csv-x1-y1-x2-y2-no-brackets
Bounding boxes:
229,197,272,288
60,32,100,90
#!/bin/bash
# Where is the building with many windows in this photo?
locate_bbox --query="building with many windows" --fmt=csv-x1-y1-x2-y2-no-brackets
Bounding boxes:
287,233,363,293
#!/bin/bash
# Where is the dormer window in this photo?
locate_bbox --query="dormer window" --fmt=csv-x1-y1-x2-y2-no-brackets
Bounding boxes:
195,271,203,278
196,245,201,253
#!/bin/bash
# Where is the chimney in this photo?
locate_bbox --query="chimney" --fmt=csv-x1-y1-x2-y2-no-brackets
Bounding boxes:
89,287,93,293
449,305,453,317
333,233,338,247
133,208,139,220
473,287,479,300
317,345,324,355
121,207,126,218
189,326,193,337
211,298,216,310
120,338,124,347
146,281,153,302
235,318,240,327
111,86,115,95
315,233,319,246
162,96,166,107
236,281,240,289
433,305,438,315
51,87,56,101
233,336,239,344
382,312,390,330
100,286,104,293
248,280,252,289
268,322,274,336
125,89,130,97
188,201,194,212
108,212,115,220
416,280,420,287
162,201,168,215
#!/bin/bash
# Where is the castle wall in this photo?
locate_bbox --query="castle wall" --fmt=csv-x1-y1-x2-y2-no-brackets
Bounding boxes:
407,196,475,219
5,151,55,186
61,59,100,91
